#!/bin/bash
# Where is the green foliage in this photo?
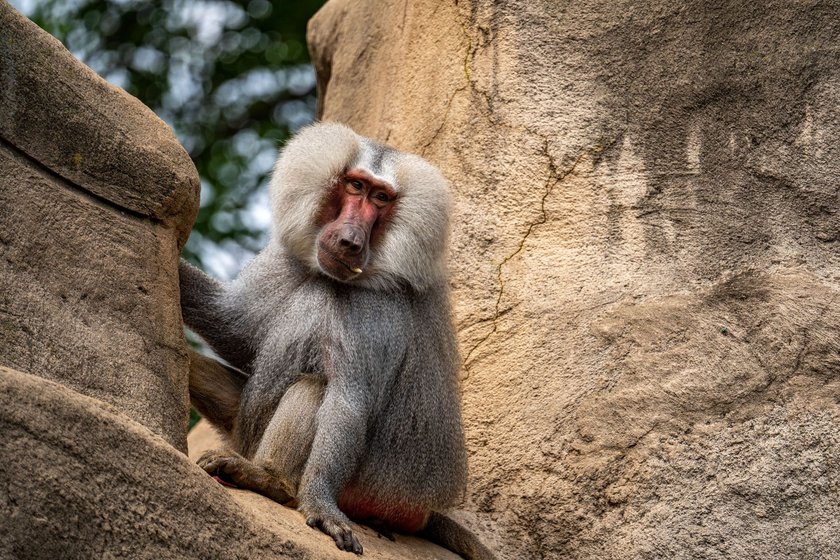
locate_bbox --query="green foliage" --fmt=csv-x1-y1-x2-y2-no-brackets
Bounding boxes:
25,0,325,271
189,407,202,430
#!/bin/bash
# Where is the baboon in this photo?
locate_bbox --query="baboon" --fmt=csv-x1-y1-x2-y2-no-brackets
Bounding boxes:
180,122,494,559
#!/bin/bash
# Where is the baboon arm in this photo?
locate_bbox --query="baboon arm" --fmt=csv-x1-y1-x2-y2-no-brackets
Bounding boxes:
297,384,369,517
295,383,370,553
179,258,223,326
179,258,254,370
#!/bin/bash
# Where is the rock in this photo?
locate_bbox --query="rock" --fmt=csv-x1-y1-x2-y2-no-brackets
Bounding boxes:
309,1,840,558
0,2,198,451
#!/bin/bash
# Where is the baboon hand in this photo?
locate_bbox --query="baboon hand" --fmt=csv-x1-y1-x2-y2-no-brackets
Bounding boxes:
302,504,363,555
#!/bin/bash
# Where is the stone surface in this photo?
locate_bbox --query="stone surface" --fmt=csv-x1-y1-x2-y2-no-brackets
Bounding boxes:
0,366,460,560
309,1,840,558
0,2,198,451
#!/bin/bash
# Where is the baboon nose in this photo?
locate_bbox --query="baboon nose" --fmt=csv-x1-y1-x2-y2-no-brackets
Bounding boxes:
338,226,365,255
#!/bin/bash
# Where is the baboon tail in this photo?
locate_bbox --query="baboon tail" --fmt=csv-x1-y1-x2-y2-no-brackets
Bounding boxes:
187,348,247,436
421,511,498,560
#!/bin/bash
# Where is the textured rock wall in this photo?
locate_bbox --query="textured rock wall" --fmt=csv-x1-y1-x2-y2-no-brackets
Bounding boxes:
309,1,840,558
0,2,197,451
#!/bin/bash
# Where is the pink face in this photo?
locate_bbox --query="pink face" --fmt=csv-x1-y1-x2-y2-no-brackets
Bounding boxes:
315,168,397,282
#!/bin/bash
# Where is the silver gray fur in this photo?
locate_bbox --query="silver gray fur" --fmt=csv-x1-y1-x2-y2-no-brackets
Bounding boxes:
180,122,469,555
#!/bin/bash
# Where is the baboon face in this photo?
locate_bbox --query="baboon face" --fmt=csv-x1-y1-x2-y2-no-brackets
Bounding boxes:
271,122,451,292
315,168,397,282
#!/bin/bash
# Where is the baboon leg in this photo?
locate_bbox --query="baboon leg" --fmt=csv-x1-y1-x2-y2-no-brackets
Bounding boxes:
188,349,246,435
197,378,325,507
252,377,325,497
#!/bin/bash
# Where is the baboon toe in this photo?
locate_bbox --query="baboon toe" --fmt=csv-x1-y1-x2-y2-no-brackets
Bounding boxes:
306,514,363,554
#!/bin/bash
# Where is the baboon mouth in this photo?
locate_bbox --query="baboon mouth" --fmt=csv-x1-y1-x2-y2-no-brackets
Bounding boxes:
318,244,364,275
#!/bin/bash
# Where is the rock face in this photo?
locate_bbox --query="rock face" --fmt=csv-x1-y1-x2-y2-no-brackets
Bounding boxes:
309,2,840,558
0,2,197,451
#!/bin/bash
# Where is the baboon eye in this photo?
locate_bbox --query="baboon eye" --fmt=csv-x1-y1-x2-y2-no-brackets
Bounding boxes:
349,179,364,191
374,192,390,202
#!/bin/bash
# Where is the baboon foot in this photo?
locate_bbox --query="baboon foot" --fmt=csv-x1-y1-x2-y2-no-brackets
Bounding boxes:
196,449,293,504
302,505,363,555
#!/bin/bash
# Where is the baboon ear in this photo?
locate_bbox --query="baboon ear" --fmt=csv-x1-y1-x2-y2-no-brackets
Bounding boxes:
365,154,452,292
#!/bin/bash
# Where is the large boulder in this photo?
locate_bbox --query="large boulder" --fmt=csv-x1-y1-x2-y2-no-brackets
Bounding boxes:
0,2,197,451
309,1,840,558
